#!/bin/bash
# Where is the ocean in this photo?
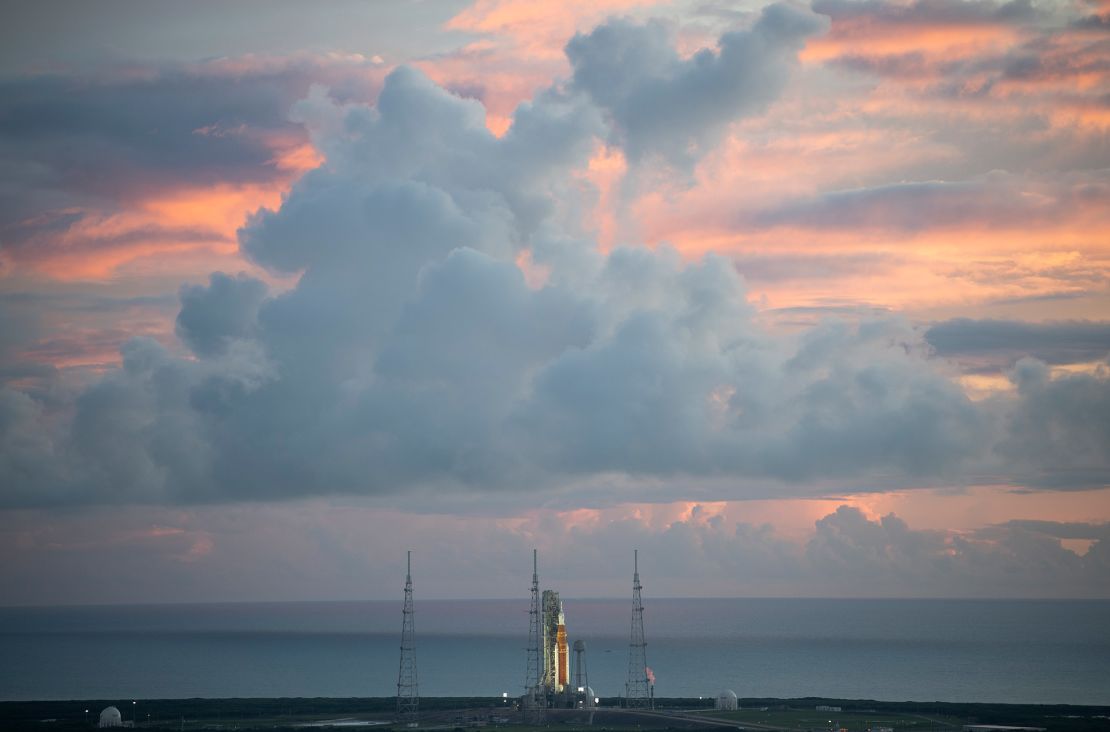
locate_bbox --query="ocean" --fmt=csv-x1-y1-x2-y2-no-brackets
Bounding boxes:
2,598,1108,705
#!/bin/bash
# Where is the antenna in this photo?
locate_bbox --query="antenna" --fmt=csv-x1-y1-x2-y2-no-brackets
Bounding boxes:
626,549,650,708
397,551,419,725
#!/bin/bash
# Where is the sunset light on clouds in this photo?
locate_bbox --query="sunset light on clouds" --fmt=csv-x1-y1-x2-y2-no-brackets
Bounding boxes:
1,0,1109,604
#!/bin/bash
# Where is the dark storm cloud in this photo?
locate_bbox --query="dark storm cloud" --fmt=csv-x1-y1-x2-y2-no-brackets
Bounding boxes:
565,3,828,167
926,318,1110,365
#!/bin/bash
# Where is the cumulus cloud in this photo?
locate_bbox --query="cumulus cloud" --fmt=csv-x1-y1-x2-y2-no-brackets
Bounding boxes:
177,272,269,357
1,11,1110,510
803,506,1110,596
565,3,828,167
3,501,1107,604
994,358,1110,488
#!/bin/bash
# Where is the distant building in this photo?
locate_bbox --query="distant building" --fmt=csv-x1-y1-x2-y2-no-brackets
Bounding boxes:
963,726,1046,732
816,705,842,712
715,690,739,710
98,707,122,728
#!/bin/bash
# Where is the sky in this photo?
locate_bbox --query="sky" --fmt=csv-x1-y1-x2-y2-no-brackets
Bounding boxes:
1,0,1109,605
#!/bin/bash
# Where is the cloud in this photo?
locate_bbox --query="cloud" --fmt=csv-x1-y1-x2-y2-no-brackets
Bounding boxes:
3,500,1108,604
176,272,269,357
807,0,1040,67
0,291,182,404
0,65,300,218
731,251,891,283
998,519,1110,540
994,358,1110,488
812,0,1040,27
752,171,1110,232
0,55,377,279
926,318,1110,367
565,3,828,167
2,20,1110,510
803,505,1110,595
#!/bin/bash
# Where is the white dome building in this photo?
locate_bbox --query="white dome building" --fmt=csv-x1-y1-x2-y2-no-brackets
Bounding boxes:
98,706,123,728
715,689,739,711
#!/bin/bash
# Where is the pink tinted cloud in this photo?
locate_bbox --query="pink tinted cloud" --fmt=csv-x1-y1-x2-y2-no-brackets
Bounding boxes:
0,52,383,286
420,0,658,133
573,0,1110,317
4,492,1110,604
9,156,318,284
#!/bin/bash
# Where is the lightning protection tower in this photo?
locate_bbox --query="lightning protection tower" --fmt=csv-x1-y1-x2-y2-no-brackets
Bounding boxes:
573,640,591,707
524,549,546,713
625,549,650,708
397,551,419,725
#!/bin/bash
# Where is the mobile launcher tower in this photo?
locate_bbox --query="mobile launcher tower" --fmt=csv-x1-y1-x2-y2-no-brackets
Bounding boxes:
523,551,595,711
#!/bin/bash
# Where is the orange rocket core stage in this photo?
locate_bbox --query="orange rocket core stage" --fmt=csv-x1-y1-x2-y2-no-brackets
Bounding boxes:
557,622,568,688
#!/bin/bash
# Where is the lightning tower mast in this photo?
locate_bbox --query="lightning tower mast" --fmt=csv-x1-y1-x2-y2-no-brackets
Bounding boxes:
625,549,650,708
397,551,419,725
525,549,545,711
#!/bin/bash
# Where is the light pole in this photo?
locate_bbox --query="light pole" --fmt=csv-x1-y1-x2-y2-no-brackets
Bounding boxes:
133,701,137,726
84,709,88,725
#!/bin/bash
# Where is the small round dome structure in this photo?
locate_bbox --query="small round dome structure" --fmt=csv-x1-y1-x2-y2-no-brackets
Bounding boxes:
98,706,123,728
715,690,738,711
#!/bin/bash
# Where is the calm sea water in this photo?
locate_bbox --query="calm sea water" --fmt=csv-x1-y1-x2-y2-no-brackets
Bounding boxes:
1,599,1108,705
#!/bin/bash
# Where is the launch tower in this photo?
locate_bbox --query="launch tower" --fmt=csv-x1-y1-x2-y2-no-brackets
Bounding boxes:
524,549,545,710
625,549,651,708
397,551,419,724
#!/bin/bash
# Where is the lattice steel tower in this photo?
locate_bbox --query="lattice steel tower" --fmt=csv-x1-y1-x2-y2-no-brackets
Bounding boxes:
524,548,545,709
397,551,419,724
625,549,650,707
